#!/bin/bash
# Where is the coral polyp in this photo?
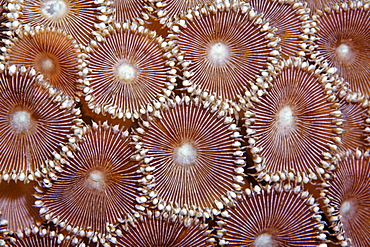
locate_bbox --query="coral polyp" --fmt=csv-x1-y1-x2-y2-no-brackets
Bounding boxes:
36,122,141,243
0,65,80,181
313,1,370,96
244,58,342,184
3,27,81,100
321,151,370,246
173,1,280,106
11,0,111,46
133,95,245,218
215,185,327,246
81,22,177,120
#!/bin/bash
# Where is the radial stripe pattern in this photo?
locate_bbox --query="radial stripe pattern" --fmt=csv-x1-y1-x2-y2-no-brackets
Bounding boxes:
321,151,370,246
14,0,111,46
244,58,342,183
173,1,280,105
82,22,176,120
4,27,81,100
37,122,141,242
217,186,327,246
113,212,211,246
111,0,147,23
247,0,313,58
337,96,368,153
0,181,42,234
134,96,245,218
314,1,370,95
0,66,79,180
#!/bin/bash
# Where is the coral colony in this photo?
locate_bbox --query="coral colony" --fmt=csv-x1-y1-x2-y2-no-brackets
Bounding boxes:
0,0,369,246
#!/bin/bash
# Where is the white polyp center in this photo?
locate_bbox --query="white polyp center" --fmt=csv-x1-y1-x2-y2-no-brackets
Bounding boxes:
337,43,351,61
40,57,55,72
208,42,229,65
41,0,68,20
254,233,275,247
174,143,197,166
277,106,295,133
340,200,356,218
116,63,137,82
88,170,105,191
11,110,32,134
